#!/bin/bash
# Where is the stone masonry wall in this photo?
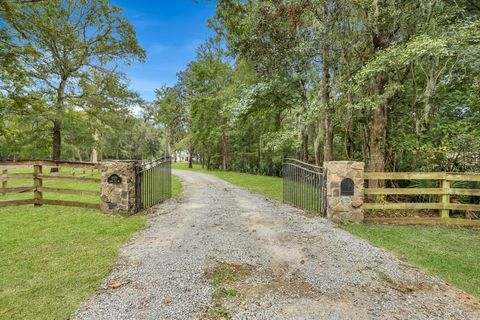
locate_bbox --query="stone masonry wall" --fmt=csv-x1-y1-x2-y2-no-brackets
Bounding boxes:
324,161,364,223
100,161,138,214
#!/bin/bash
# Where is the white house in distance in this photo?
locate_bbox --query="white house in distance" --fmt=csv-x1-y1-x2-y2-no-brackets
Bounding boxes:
172,150,190,162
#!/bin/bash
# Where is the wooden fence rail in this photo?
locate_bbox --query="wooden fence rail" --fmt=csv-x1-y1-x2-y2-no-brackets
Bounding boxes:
364,171,480,219
0,160,101,209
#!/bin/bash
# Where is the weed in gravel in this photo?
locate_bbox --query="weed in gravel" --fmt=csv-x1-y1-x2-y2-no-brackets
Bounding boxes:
376,270,396,286
374,269,424,293
221,288,238,297
206,303,230,320
205,262,253,287
204,263,254,319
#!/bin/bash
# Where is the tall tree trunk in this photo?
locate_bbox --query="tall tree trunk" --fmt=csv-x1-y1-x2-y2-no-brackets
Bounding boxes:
51,79,66,172
368,103,387,187
298,80,309,162
91,148,98,163
369,103,386,171
52,80,66,161
257,140,261,164
91,129,99,163
166,130,173,159
314,129,323,166
188,144,193,169
221,128,229,171
302,132,308,163
323,117,333,161
321,1,334,162
367,28,393,185
52,121,61,161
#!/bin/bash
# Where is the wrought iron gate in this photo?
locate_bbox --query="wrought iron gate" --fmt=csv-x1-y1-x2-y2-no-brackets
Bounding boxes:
135,157,172,211
282,158,326,215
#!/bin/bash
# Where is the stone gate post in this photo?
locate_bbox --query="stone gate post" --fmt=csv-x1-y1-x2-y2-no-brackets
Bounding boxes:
324,161,364,223
100,160,139,214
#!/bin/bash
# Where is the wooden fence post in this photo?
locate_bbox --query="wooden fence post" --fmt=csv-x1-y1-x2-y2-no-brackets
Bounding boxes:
34,165,43,206
1,169,7,195
440,178,450,218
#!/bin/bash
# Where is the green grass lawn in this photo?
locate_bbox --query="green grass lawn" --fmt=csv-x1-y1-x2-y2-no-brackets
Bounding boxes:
171,174,182,198
172,162,480,298
172,162,282,201
0,206,145,320
0,166,184,319
342,224,480,298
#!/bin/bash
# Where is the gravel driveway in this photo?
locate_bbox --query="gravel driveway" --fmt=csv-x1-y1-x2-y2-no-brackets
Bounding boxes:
74,169,480,319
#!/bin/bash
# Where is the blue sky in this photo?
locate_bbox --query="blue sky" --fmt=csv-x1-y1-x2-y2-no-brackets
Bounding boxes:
113,0,216,101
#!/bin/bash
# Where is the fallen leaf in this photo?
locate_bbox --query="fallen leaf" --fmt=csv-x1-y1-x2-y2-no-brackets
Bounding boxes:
108,281,123,289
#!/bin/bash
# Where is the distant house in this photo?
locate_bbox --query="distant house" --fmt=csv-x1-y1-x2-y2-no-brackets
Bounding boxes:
172,150,190,162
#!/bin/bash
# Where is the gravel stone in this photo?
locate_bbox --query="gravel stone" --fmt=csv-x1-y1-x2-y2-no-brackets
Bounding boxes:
73,169,480,319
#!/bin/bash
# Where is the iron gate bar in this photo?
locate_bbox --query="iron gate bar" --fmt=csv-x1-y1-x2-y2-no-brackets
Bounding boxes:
135,157,172,211
282,158,326,215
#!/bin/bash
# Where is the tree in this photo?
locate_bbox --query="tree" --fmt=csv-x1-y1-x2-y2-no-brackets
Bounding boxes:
0,0,145,160
212,0,319,163
154,85,187,160
177,44,235,170
187,0,480,175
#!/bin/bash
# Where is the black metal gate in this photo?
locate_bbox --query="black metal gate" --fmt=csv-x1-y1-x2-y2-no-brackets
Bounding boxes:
135,157,172,211
282,158,326,215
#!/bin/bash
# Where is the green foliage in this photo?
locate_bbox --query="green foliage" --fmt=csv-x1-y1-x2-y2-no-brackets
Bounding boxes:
166,0,480,175
221,288,238,297
0,0,152,161
205,263,242,287
1,0,480,175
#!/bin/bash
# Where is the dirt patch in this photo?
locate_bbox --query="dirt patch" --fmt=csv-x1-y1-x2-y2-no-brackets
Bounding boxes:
218,266,370,319
205,262,255,288
201,262,256,319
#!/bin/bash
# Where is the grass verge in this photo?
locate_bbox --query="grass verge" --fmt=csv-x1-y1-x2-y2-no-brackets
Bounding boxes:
171,174,182,198
342,223,480,298
0,166,180,319
0,206,145,320
171,162,282,201
0,169,145,319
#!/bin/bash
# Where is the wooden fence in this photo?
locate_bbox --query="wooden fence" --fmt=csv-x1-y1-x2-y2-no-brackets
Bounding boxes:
1,160,101,209
364,171,480,225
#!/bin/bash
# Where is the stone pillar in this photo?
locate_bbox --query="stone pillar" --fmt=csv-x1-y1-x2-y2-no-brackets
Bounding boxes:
324,161,364,223
100,161,138,215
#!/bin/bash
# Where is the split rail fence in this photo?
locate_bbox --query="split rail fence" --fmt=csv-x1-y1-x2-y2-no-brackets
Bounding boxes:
1,160,101,209
364,171,480,225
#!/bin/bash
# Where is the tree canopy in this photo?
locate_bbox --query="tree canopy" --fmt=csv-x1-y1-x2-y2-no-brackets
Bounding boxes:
0,0,150,161
155,0,480,174
1,0,479,174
